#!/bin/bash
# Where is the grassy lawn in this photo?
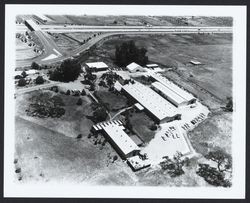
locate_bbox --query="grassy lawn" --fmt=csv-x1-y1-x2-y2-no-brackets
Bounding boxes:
128,111,156,144
94,90,128,112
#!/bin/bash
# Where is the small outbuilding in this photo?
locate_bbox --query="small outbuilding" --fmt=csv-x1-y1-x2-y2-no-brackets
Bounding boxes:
86,62,108,72
126,62,145,73
190,60,201,65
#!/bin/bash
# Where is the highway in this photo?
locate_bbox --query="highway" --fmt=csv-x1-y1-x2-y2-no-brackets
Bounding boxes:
16,20,233,68
16,24,232,33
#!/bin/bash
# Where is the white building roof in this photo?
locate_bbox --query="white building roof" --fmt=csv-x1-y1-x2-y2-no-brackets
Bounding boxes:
146,64,159,68
26,69,38,75
151,82,187,106
150,73,195,102
86,62,108,69
134,103,144,111
122,82,178,121
102,124,140,156
190,60,201,65
126,62,144,72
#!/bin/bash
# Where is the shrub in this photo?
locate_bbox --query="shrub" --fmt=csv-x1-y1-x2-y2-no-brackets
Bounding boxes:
21,71,27,78
76,98,82,105
149,124,157,131
113,155,118,162
77,134,82,139
15,75,23,80
81,89,86,96
31,62,40,70
15,168,21,173
35,76,44,84
66,90,71,95
18,78,26,86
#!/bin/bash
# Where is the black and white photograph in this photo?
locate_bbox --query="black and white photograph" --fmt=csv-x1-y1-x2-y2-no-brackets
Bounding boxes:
4,4,246,199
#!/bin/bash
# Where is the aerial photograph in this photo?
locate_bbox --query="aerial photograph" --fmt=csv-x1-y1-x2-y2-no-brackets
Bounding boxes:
13,12,233,188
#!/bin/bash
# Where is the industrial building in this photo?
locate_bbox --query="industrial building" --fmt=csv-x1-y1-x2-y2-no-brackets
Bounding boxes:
85,62,108,72
122,82,181,123
149,73,196,105
126,62,145,73
151,82,188,107
92,120,140,159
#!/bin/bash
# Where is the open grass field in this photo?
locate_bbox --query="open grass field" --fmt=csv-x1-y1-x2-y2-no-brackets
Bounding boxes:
15,116,139,184
92,33,232,105
45,15,232,27
16,38,40,61
188,112,232,156
15,90,93,138
53,33,80,51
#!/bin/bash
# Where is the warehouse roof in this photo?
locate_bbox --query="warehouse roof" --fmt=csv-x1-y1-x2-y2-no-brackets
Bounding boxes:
126,62,144,72
122,82,178,121
102,124,140,155
86,62,108,69
151,82,187,106
150,73,195,102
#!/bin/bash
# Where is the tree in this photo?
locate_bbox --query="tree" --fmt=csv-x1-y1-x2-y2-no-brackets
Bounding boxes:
76,98,83,105
113,155,118,163
18,78,26,86
92,107,108,123
160,152,189,177
204,150,232,173
49,59,81,82
15,75,23,80
225,97,233,112
115,40,148,67
66,90,71,95
196,164,231,187
21,71,27,78
35,76,44,84
31,62,40,70
81,89,86,96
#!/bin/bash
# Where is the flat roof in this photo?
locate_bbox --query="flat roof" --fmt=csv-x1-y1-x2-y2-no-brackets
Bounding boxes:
102,124,140,155
146,64,159,68
86,62,108,69
122,82,178,121
151,82,186,105
150,73,195,102
134,103,144,111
